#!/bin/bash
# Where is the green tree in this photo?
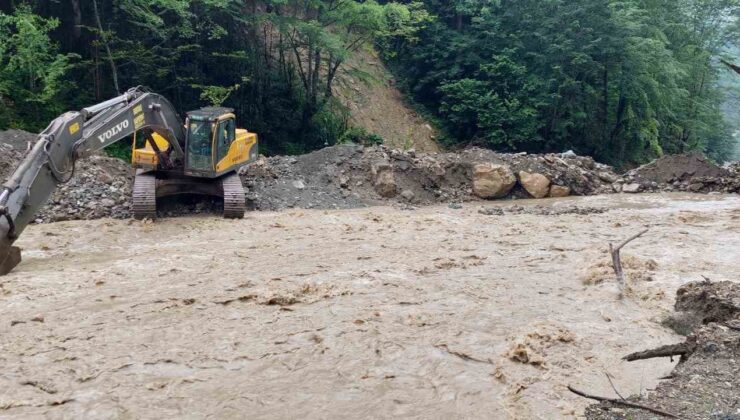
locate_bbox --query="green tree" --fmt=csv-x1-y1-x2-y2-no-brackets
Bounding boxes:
387,0,739,165
0,5,76,130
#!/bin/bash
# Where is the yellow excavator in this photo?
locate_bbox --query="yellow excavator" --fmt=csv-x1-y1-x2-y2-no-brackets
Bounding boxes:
0,87,259,274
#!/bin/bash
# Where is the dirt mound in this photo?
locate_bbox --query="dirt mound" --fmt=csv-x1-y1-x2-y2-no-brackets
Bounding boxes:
618,152,739,194
664,280,740,334
0,130,134,223
1,129,736,222
629,152,728,182
240,145,617,210
35,155,133,222
0,130,33,181
585,281,740,420
0,144,24,183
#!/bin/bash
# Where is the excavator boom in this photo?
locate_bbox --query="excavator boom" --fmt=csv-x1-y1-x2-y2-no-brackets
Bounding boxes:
0,87,185,274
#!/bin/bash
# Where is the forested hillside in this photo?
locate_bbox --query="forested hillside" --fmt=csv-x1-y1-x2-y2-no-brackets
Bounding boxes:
386,0,740,165
0,0,426,155
0,1,738,165
720,45,740,160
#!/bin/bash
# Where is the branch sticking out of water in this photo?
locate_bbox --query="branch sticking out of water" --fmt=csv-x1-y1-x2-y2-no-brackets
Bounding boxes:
609,228,649,298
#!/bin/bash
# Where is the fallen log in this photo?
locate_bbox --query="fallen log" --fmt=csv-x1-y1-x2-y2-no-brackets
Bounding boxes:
623,342,695,362
568,385,679,418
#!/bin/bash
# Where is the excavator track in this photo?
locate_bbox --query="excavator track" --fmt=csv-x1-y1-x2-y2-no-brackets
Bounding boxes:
133,171,157,220
222,173,245,219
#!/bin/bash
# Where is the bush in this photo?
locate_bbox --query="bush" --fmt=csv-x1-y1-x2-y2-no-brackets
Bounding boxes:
338,126,384,146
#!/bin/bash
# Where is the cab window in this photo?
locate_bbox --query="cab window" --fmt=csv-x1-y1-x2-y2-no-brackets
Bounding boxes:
187,120,214,170
216,119,235,162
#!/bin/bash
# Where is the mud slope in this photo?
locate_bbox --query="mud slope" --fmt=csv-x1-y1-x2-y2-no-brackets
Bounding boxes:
334,48,440,153
1,193,738,418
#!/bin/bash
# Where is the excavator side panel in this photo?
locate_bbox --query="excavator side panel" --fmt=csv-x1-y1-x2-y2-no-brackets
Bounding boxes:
132,132,171,168
215,129,257,173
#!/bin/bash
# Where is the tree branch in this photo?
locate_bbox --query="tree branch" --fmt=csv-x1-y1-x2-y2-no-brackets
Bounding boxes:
623,342,694,362
610,228,649,297
567,385,679,418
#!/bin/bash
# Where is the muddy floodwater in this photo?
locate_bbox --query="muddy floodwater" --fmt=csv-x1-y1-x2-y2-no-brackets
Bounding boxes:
1,193,738,418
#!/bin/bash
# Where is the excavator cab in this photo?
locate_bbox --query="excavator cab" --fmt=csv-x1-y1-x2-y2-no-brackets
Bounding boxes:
183,107,257,178
131,106,258,178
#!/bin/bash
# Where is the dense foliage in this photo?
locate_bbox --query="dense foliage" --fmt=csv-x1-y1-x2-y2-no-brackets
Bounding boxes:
0,0,421,155
0,0,738,165
385,0,740,165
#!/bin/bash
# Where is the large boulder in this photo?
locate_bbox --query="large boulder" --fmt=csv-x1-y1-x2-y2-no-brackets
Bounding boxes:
622,183,641,193
371,162,397,198
472,163,516,199
518,171,551,199
549,185,571,198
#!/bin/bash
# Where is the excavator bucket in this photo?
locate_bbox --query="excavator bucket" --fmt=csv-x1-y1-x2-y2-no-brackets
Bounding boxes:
0,229,21,275
0,246,21,275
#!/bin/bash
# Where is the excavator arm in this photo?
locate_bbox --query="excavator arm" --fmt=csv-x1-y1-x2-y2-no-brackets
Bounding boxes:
0,87,185,274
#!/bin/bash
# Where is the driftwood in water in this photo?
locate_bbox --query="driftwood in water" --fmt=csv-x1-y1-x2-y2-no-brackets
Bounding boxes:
609,228,649,297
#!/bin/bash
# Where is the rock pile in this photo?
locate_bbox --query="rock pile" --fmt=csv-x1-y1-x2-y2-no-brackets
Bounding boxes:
239,145,619,210
616,152,739,194
0,130,133,222
0,129,737,221
35,155,133,222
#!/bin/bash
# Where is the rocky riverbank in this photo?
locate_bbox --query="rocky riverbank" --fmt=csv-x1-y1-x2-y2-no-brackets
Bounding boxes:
585,280,740,420
0,129,737,221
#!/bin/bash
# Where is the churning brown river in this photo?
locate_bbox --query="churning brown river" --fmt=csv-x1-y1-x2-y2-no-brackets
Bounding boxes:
1,193,738,419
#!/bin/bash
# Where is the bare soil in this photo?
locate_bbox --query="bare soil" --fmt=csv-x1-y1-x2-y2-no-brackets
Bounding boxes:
0,193,737,418
628,152,730,184
621,152,739,194
3,128,737,222
334,48,441,153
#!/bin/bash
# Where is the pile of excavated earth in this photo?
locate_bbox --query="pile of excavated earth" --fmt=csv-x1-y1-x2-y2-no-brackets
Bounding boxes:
619,152,740,194
0,130,133,222
0,129,737,222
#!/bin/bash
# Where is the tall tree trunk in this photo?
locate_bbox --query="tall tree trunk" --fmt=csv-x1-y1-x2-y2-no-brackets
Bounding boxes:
71,0,82,40
312,48,321,105
306,44,313,97
92,0,119,94
93,45,101,100
610,93,627,162
326,54,342,98
601,63,609,150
